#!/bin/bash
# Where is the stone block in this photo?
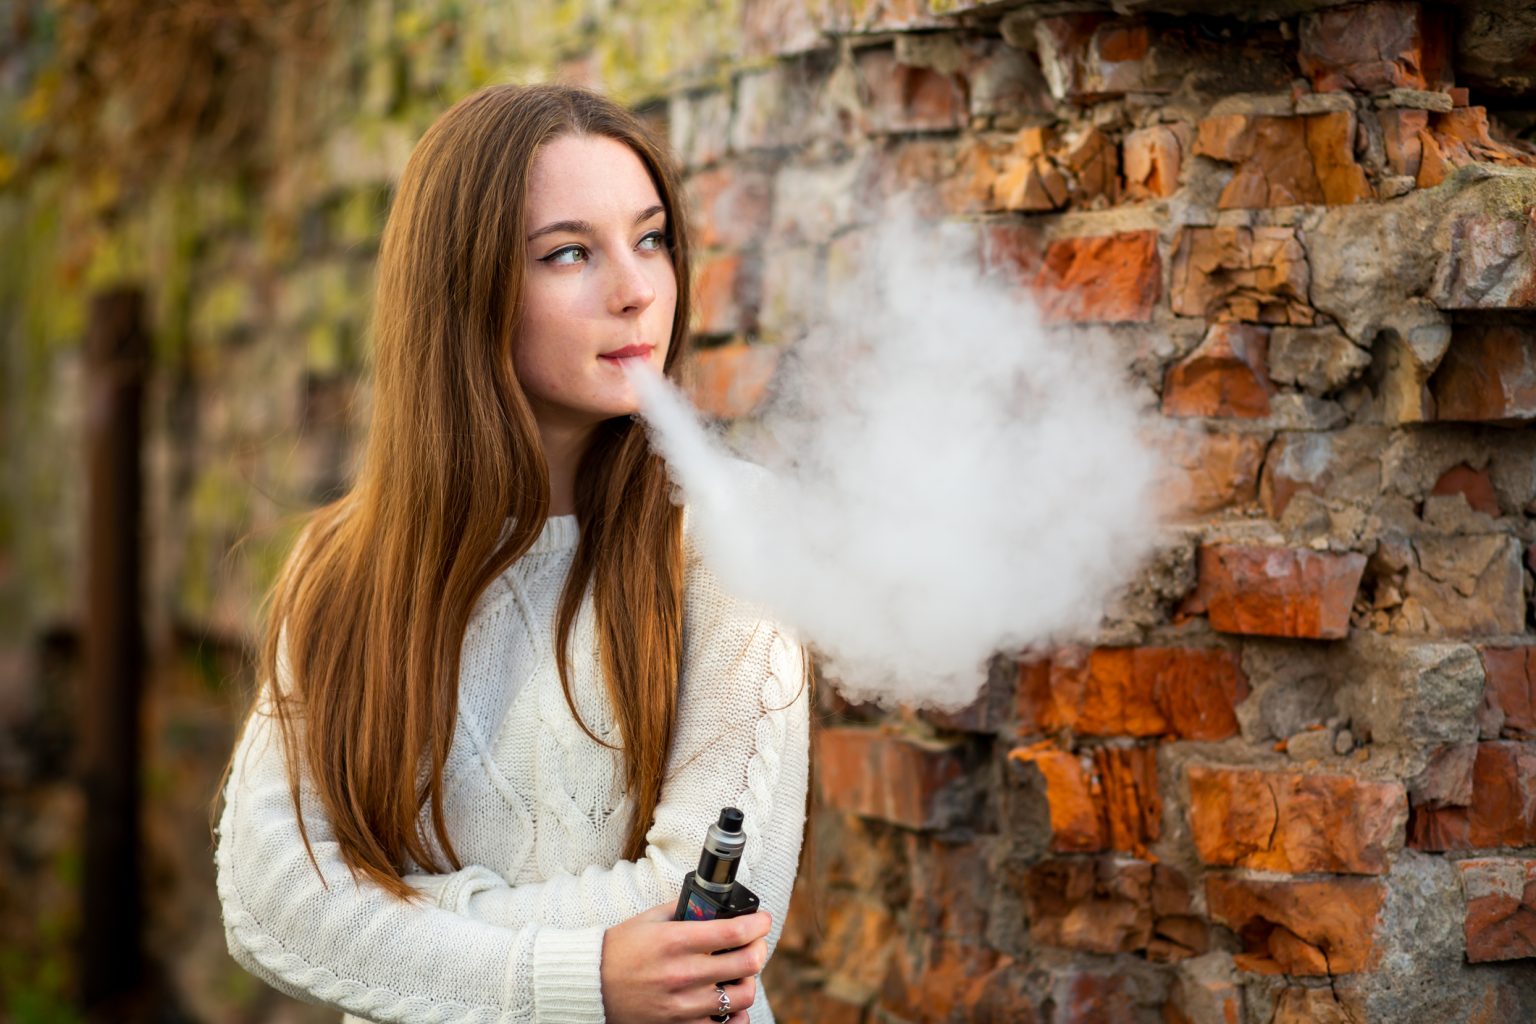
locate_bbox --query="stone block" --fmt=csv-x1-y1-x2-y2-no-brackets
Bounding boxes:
1033,231,1161,325
1267,324,1372,397
1008,741,1160,856
1458,858,1536,963
1394,535,1527,637
1023,856,1153,954
1162,323,1275,419
856,46,967,136
1170,226,1312,325
1205,876,1385,975
1185,545,1367,640
1433,216,1536,311
1259,428,1386,519
1186,765,1407,874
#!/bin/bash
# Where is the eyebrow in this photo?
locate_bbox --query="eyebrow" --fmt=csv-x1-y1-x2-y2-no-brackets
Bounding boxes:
527,204,666,243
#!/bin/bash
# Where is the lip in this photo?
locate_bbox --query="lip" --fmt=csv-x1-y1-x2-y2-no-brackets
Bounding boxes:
599,344,655,360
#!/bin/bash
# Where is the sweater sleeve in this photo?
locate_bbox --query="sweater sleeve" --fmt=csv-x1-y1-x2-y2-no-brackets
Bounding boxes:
434,550,812,975
214,673,607,1024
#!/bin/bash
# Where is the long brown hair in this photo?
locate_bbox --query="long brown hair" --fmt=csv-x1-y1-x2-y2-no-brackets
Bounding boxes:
255,84,693,899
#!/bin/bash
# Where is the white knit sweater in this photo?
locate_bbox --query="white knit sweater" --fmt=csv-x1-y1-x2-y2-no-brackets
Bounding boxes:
215,510,811,1024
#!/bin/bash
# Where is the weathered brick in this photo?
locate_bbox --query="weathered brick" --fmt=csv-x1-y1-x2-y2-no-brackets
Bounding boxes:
1459,858,1536,963
685,166,773,250
993,126,1070,212
685,343,780,419
1266,324,1372,397
1018,646,1248,740
1184,545,1367,640
904,835,989,938
815,727,968,830
1162,323,1275,419
1430,463,1501,517
1480,647,1536,739
1123,124,1186,200
856,47,967,135
1023,857,1152,954
1299,1,1450,93
816,892,900,995
1205,876,1385,975
1033,231,1161,325
1379,108,1430,178
1033,15,1167,102
1049,969,1143,1024
1193,113,1372,207
692,251,749,335
1409,741,1536,850
1186,765,1407,874
1431,325,1536,421
879,936,1039,1024
1156,427,1266,517
1008,741,1160,855
1418,108,1536,190
1171,226,1312,325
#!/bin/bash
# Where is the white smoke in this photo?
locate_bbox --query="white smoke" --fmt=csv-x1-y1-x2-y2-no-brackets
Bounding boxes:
625,199,1160,710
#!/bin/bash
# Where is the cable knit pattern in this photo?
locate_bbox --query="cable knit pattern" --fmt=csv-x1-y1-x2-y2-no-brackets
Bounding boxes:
215,502,811,1024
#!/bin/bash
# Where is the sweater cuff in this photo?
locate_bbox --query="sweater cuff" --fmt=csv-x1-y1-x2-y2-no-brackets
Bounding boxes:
530,926,607,1024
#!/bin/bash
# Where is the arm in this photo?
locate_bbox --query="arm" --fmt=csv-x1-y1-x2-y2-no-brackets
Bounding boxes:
426,554,811,966
215,680,606,1024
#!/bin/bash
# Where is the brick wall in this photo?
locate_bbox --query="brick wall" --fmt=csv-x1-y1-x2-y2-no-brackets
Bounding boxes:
3,1,1536,1021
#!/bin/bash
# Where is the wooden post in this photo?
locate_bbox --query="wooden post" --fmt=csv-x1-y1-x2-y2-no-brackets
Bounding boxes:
79,287,148,1015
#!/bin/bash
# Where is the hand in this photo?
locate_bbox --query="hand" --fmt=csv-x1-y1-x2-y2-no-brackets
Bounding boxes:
601,901,771,1024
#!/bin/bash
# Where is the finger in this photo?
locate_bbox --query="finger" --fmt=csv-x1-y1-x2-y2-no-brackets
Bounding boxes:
724,974,757,1011
690,937,766,987
639,900,678,922
691,981,749,1021
674,911,772,954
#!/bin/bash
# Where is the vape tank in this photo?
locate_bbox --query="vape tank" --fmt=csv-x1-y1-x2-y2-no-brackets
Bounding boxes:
673,806,760,922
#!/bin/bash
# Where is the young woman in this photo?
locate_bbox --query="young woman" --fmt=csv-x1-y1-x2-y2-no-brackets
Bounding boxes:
214,83,811,1024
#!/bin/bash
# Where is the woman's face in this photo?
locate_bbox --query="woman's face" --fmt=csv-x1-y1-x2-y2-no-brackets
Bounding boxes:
515,133,677,433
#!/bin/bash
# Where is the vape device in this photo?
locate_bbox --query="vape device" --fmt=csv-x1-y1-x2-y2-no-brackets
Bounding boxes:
673,806,760,922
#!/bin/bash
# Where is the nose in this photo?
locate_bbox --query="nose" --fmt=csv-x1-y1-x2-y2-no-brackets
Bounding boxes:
609,250,656,316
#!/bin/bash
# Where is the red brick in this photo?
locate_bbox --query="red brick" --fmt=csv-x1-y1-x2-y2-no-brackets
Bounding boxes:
1035,15,1159,102
1184,545,1366,640
979,221,1047,282
1023,857,1153,954
692,251,747,335
1206,876,1385,975
879,936,1040,1024
1123,124,1185,200
815,727,967,830
1155,427,1266,517
1431,463,1501,516
993,126,1070,213
1459,858,1536,963
1187,765,1407,874
1010,741,1106,852
1193,113,1371,207
1409,741,1536,850
857,47,967,135
1019,647,1248,741
1162,323,1275,418
1299,2,1450,92
1431,325,1536,421
685,343,780,419
685,166,773,250
1481,647,1536,738
1009,741,1161,856
1418,108,1536,189
1170,226,1312,325
1033,231,1161,324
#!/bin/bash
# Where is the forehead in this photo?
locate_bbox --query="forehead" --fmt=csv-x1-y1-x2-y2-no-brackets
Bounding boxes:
526,134,663,222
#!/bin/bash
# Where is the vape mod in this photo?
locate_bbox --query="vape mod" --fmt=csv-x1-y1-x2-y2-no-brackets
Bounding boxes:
673,806,760,922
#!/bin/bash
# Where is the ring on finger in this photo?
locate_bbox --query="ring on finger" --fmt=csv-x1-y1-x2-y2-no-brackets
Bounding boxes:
711,982,731,1023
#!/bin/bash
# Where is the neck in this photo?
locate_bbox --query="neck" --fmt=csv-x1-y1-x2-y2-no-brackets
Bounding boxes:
536,417,594,517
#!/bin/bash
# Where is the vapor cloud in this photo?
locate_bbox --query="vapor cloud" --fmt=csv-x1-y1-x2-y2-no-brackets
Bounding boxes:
627,200,1161,710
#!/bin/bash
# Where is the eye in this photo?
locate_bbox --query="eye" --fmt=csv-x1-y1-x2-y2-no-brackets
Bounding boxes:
540,244,588,266
638,230,669,251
